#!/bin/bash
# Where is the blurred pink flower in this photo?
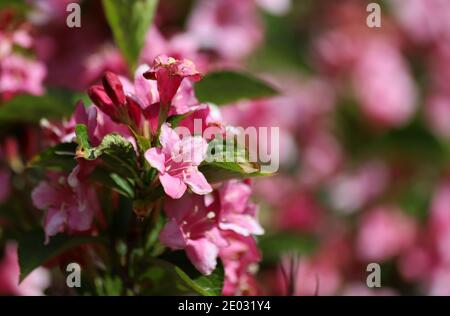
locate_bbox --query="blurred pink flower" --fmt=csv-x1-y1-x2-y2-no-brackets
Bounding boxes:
276,192,322,231
32,166,100,243
430,181,450,264
145,124,211,199
0,54,46,99
356,206,417,261
278,256,341,296
299,131,343,186
187,0,263,60
0,242,50,296
390,0,450,44
428,266,450,295
161,194,227,275
328,161,388,214
426,93,450,138
352,40,417,127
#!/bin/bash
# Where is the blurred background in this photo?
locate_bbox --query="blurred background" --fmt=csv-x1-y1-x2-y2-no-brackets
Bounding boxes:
1,0,450,295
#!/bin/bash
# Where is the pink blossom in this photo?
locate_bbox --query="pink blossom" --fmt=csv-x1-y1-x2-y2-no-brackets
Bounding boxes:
88,71,142,128
145,124,212,199
215,181,264,237
143,55,201,107
299,131,343,186
428,267,450,295
276,192,322,232
0,242,50,296
426,93,450,138
356,206,417,261
328,161,388,214
160,194,227,275
140,27,209,73
0,54,46,100
352,40,417,127
220,232,261,295
430,181,450,263
278,256,342,296
32,166,100,243
187,0,263,60
390,0,450,44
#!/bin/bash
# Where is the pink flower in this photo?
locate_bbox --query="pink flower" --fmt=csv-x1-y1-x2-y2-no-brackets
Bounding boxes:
352,40,417,127
276,192,322,232
145,123,212,199
0,54,46,100
88,71,142,128
215,181,264,237
143,55,201,107
160,194,227,275
328,161,388,214
426,93,450,138
32,165,99,243
0,242,50,296
356,206,417,261
187,0,263,60
390,0,450,44
220,232,261,295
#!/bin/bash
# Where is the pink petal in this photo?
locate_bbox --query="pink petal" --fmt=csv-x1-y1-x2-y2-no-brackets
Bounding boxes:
186,238,219,275
160,173,187,199
145,147,166,173
184,170,212,195
31,181,59,210
177,136,208,165
159,218,187,249
159,123,180,155
44,207,67,243
134,64,158,107
67,205,94,233
220,214,264,236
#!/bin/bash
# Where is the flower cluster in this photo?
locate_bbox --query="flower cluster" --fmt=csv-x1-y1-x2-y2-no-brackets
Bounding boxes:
32,55,264,294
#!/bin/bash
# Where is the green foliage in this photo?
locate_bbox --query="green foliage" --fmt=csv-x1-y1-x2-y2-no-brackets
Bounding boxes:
139,251,224,296
18,230,102,282
76,124,139,180
0,90,78,123
195,71,279,105
28,142,77,172
200,136,275,183
259,232,317,264
102,0,159,73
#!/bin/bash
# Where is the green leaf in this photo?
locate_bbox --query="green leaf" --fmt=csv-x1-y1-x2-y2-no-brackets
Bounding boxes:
0,89,78,123
0,0,31,11
200,137,275,183
102,0,159,73
76,124,138,170
28,142,77,172
150,251,224,296
28,141,135,198
195,71,279,105
18,230,101,282
259,232,318,264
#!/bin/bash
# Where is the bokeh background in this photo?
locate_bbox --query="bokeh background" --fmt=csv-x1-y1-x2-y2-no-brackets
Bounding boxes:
1,0,450,295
